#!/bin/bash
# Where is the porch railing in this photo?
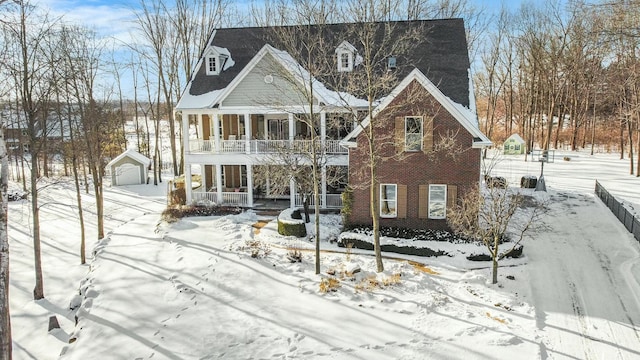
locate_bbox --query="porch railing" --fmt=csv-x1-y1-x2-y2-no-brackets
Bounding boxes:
189,139,347,155
192,191,249,206
192,190,342,209
294,193,343,208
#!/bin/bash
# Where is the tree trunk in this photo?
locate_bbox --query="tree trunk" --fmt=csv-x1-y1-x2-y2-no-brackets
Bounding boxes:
370,138,383,273
30,156,44,300
93,174,104,240
0,137,13,360
637,128,640,177
628,117,634,175
492,235,500,284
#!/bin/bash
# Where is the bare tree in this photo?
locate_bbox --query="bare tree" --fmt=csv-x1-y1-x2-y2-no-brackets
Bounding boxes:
331,2,424,272
448,179,546,284
2,0,60,299
248,0,338,274
0,133,12,360
55,24,91,263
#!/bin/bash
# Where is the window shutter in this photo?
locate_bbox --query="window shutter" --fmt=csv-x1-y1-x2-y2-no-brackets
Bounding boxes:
418,184,428,219
395,116,404,153
397,184,407,219
423,117,433,153
446,184,458,213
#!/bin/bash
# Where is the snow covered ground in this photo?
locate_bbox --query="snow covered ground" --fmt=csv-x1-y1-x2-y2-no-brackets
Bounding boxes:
7,149,640,359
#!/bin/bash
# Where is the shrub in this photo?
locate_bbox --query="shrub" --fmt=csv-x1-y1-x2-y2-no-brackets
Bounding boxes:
169,188,186,206
466,245,524,261
338,237,448,257
237,240,272,258
319,277,340,293
340,186,354,229
277,208,306,237
161,205,242,222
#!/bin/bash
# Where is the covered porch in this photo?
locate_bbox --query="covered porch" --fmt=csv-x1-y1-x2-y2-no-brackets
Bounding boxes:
185,164,346,210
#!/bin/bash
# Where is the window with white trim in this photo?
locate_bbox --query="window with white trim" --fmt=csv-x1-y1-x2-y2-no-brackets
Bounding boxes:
335,40,357,72
405,116,423,151
337,51,353,72
206,55,218,75
428,184,447,219
380,184,397,218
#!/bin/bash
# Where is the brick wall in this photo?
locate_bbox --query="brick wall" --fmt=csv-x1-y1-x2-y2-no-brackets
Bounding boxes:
347,80,481,230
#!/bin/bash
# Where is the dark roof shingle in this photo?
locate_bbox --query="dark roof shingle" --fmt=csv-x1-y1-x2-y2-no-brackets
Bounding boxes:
187,18,471,107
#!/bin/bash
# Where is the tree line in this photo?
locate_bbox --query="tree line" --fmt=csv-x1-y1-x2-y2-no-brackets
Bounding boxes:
475,0,640,174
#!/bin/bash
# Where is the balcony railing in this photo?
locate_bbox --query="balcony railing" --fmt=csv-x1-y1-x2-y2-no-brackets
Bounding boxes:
189,139,347,155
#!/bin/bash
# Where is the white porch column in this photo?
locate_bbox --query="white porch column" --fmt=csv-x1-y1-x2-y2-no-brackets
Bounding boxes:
216,164,223,204
246,164,254,207
320,110,326,149
183,112,191,153
290,177,296,209
288,113,295,141
212,111,220,152
244,113,251,154
200,164,207,192
185,164,192,204
321,165,327,209
197,113,203,144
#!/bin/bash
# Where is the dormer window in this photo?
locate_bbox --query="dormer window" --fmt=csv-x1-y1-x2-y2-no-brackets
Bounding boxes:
340,52,351,71
335,40,358,72
207,55,218,75
204,46,234,76
388,56,397,71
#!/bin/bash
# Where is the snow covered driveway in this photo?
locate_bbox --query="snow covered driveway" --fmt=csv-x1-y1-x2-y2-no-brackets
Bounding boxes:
527,191,640,359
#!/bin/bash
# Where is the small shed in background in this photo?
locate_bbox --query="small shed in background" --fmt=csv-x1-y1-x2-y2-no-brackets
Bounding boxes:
106,149,151,186
503,134,526,155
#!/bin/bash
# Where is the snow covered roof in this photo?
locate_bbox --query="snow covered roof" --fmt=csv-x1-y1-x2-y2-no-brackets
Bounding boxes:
106,149,152,168
178,19,473,110
343,69,491,148
176,44,370,110
505,133,525,143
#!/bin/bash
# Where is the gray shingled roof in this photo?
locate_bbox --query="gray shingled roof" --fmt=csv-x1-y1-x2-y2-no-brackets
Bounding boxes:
187,18,471,107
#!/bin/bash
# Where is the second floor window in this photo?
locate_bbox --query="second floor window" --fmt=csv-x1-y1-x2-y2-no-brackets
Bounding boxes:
405,116,423,151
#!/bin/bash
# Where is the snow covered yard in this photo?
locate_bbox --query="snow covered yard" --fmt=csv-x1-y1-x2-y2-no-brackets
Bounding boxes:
7,149,640,359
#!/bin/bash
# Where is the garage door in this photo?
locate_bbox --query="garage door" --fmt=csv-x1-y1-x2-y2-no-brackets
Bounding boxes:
115,163,140,185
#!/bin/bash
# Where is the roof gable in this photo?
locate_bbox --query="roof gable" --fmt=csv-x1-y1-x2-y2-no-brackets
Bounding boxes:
505,133,525,143
214,44,326,108
343,69,491,147
107,149,151,169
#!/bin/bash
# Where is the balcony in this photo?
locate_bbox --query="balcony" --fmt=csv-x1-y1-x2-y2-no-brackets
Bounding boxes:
189,139,347,155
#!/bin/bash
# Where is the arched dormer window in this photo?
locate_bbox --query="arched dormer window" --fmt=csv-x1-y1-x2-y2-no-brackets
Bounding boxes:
335,41,358,72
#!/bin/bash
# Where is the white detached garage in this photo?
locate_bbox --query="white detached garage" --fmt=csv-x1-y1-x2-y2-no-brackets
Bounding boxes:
107,149,152,186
